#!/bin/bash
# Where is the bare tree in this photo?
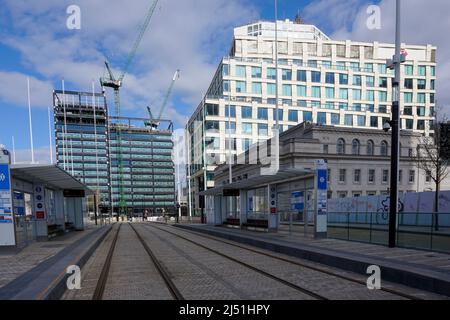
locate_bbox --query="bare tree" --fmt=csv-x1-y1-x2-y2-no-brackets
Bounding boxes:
416,118,450,231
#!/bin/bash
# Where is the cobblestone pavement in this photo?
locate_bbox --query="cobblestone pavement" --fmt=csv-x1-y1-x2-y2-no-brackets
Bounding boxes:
146,223,448,300
0,226,102,289
134,223,315,300
63,223,174,300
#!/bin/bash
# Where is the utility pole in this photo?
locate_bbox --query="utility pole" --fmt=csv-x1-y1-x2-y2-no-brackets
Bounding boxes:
388,0,404,248
27,77,35,164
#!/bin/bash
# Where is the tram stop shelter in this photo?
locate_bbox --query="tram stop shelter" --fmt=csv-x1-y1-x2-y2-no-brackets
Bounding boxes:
0,164,93,248
200,165,328,238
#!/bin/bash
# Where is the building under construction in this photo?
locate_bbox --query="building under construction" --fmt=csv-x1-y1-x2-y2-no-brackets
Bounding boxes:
53,89,175,217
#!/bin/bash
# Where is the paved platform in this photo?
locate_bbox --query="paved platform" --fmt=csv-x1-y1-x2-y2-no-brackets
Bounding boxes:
0,224,112,300
176,224,450,297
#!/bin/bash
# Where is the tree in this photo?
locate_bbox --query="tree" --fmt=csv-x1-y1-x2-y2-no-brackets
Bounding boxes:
415,120,450,231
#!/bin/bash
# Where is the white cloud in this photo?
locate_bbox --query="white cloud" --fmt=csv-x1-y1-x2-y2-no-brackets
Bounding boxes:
0,71,53,109
303,0,450,116
1,0,259,127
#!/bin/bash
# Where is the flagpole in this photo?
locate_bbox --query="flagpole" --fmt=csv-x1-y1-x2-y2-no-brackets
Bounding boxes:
27,77,35,164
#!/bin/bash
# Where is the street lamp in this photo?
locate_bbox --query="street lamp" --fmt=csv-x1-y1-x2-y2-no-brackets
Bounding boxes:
387,0,406,248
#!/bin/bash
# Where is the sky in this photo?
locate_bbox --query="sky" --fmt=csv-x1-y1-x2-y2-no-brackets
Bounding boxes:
0,0,449,164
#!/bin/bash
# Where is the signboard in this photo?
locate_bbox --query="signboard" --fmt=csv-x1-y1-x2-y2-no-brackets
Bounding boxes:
291,191,304,211
223,189,239,197
13,192,25,216
34,184,46,220
314,159,328,236
0,157,16,246
63,189,85,198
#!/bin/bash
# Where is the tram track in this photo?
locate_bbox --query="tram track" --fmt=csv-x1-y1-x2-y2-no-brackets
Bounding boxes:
147,223,425,300
92,223,183,300
145,223,328,300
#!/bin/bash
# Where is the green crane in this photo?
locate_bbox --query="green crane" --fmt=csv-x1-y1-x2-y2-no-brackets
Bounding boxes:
100,0,159,219
145,69,180,130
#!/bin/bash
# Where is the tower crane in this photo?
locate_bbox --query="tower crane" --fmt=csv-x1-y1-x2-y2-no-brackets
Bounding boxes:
145,69,180,130
100,0,159,218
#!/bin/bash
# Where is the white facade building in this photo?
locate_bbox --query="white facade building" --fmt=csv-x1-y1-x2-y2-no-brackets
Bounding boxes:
186,19,437,217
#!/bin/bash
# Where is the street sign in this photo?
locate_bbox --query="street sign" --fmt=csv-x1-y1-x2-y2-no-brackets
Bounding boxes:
314,160,328,237
0,161,15,246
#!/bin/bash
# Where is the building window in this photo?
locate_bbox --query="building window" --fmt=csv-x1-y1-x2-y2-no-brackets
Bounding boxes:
404,78,413,89
350,62,360,71
317,112,327,125
430,66,436,76
303,111,312,122
323,144,329,154
311,86,321,98
273,109,283,121
380,140,388,156
241,122,252,135
338,191,347,198
404,65,413,75
417,120,425,130
330,113,340,125
344,114,353,126
251,66,262,78
257,108,268,120
267,83,276,95
379,91,388,102
282,84,292,96
267,68,276,80
353,75,361,86
225,138,236,150
325,87,335,99
417,79,426,90
409,170,415,183
368,169,375,183
404,92,413,103
370,116,378,128
357,115,366,127
225,121,236,134
235,65,246,77
339,73,348,85
222,64,230,76
364,63,373,72
379,63,387,74
258,123,268,136
367,140,374,155
426,170,432,183
236,81,246,93
339,169,346,183
241,106,252,119
337,138,346,155
225,105,236,118
431,79,435,90
297,70,307,82
379,77,388,88
325,72,335,84
282,69,292,81
311,71,321,82
242,138,251,151
252,82,262,94
417,93,426,104
418,65,426,76
205,104,219,116
353,89,361,100
354,169,361,183
288,110,298,122
382,170,389,183
366,90,375,101
366,76,375,87
352,139,360,155
339,88,348,99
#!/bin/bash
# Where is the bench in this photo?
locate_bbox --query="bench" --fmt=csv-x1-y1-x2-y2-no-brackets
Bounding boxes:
224,218,240,226
47,224,64,238
242,219,268,230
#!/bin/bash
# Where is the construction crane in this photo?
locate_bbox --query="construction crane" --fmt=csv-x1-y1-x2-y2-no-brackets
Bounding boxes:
100,0,159,218
145,69,180,130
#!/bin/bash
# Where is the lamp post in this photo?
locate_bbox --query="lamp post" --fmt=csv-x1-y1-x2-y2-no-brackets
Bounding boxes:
387,0,404,248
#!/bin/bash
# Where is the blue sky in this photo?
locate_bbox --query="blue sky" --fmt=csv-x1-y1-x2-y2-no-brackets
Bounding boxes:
0,0,448,163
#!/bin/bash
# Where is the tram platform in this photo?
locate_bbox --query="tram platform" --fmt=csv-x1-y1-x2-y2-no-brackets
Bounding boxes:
0,224,112,300
176,224,450,297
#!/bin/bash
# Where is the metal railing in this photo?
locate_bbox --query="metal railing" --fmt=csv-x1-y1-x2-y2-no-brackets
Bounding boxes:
327,212,450,253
